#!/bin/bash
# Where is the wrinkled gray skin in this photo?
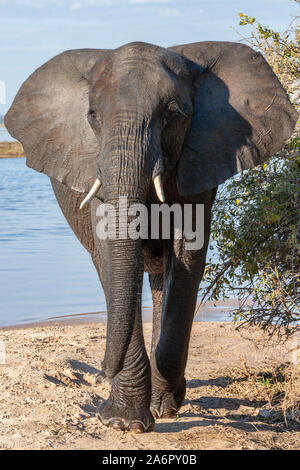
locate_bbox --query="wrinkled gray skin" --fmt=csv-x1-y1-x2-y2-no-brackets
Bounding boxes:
5,41,297,433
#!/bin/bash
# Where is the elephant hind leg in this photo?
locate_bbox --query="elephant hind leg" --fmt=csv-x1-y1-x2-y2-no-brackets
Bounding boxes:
149,273,163,353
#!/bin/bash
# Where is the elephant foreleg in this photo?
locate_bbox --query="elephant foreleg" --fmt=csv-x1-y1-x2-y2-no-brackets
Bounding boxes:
98,263,154,433
99,300,154,432
90,203,154,433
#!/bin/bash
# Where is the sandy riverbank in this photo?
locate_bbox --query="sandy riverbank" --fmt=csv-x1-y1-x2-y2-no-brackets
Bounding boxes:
0,298,246,330
0,321,299,450
0,141,25,158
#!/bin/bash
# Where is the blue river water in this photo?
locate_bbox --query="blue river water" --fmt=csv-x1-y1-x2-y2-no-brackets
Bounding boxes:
0,129,231,327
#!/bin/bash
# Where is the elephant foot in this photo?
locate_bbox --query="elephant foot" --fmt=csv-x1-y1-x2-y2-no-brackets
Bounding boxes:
150,377,186,419
150,354,186,419
99,400,154,433
98,377,154,433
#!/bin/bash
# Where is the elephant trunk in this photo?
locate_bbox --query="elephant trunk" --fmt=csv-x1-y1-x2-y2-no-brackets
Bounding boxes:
103,214,143,379
98,115,159,379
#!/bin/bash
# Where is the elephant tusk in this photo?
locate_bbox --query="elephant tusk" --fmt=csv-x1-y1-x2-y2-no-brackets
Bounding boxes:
80,178,102,210
153,174,165,203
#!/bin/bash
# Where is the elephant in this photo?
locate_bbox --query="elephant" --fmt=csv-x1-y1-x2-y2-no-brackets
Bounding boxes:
5,41,297,433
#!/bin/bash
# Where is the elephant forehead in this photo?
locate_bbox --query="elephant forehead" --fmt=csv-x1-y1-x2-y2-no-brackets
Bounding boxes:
91,61,180,111
89,43,191,106
118,62,177,94
114,42,190,80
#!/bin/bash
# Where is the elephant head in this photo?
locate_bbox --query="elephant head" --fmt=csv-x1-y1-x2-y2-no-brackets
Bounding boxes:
5,41,297,379
5,41,297,198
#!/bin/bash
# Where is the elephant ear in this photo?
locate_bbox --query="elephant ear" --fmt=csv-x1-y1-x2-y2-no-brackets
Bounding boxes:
170,42,298,196
5,49,110,193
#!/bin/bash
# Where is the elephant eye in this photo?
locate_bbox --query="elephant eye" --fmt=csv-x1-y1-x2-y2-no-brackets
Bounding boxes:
167,100,186,117
168,100,180,113
88,109,97,119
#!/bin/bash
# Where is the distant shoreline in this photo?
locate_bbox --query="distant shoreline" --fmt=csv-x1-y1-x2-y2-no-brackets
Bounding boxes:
0,141,25,158
0,299,242,330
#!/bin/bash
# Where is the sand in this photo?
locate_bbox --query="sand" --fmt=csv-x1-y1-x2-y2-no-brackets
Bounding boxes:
0,321,299,450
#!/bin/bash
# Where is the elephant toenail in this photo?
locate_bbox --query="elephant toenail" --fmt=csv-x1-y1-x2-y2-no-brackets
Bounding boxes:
109,420,125,431
95,373,111,385
130,421,144,433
